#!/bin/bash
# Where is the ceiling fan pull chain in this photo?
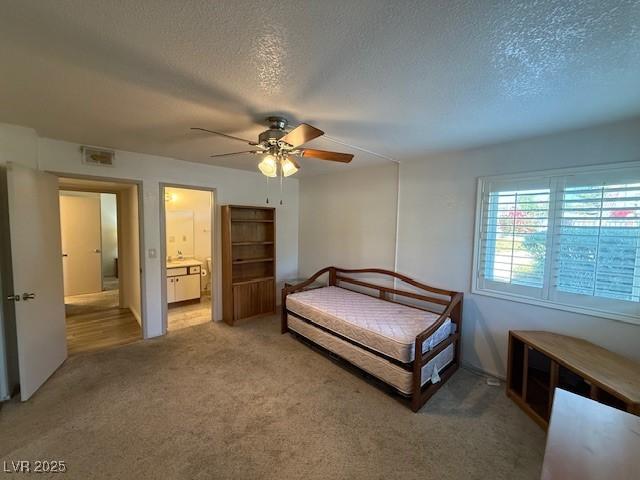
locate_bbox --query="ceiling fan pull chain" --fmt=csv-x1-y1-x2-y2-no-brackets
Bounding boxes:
280,169,284,205
265,176,270,204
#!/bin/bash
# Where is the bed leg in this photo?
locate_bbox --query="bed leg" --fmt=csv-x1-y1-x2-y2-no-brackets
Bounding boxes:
411,395,421,412
411,338,423,412
452,296,463,364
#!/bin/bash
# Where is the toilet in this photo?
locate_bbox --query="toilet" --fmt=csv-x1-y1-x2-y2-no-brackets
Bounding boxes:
206,257,212,292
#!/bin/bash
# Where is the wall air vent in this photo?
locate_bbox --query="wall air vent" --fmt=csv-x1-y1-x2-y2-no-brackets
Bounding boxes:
81,146,115,167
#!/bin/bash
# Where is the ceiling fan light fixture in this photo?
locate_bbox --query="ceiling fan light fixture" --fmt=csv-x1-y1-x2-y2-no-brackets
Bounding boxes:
258,154,277,177
280,157,299,177
194,117,354,176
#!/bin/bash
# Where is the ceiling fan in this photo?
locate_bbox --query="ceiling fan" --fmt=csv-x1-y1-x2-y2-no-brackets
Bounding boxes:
191,116,354,177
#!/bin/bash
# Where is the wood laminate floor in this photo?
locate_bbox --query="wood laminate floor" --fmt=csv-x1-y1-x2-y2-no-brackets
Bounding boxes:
65,290,142,355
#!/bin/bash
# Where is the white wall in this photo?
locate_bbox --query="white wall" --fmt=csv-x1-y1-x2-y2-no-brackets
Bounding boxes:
118,185,142,324
396,117,640,377
0,123,299,339
298,163,399,277
298,117,640,378
100,193,118,279
0,124,38,169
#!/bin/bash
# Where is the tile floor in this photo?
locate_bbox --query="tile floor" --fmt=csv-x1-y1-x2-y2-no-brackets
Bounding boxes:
167,295,212,331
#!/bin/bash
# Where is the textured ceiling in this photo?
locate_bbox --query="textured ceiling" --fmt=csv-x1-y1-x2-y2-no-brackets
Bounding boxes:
1,0,639,176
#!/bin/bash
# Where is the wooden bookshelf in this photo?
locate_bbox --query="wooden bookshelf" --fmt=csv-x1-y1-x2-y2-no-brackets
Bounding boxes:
507,331,640,429
221,205,276,325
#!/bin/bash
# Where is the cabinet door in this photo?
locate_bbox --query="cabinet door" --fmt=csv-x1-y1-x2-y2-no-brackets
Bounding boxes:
167,277,176,303
257,278,275,314
232,279,274,321
175,274,201,302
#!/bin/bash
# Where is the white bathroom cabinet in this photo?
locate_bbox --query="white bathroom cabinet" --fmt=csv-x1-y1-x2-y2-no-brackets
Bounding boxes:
167,264,201,303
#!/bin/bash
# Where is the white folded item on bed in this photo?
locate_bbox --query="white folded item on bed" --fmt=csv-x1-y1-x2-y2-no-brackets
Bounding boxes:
286,286,453,363
288,315,454,394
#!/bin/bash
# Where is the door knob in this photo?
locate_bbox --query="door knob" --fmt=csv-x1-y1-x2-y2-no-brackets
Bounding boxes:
62,253,68,257
93,249,101,253
6,294,20,302
22,293,36,301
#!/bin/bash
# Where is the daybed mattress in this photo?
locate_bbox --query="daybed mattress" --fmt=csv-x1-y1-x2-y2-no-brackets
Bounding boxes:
286,286,453,363
288,315,454,395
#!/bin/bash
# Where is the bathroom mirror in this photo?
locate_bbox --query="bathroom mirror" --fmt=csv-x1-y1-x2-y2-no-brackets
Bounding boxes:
166,210,195,258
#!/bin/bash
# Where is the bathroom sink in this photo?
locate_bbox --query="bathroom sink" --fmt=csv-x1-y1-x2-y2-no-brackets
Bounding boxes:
166,259,203,268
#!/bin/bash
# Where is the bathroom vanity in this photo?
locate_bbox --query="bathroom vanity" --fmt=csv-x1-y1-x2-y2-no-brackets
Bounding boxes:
166,259,202,304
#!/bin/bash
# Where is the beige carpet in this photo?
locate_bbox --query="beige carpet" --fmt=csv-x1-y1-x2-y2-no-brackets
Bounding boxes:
0,314,545,479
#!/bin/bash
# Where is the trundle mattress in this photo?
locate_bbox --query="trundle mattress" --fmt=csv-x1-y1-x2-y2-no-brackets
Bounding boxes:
286,286,452,363
288,315,454,395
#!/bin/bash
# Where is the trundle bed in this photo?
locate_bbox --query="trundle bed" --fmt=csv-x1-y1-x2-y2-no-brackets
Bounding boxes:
282,267,463,412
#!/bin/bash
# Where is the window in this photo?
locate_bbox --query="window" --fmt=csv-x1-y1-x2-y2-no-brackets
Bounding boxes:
473,163,640,324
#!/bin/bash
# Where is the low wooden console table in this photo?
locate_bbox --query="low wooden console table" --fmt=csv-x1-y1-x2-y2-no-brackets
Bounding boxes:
507,330,640,429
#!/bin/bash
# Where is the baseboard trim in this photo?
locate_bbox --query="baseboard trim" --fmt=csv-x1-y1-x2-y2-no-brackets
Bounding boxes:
460,360,506,381
131,307,142,327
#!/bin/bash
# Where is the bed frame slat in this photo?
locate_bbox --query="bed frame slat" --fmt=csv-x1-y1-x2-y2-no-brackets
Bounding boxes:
421,332,459,365
335,275,450,306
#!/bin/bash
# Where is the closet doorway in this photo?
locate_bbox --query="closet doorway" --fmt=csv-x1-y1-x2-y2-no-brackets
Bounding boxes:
160,184,216,332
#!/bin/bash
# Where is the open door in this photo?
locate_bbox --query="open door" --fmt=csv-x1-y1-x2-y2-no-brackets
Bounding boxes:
3,163,67,400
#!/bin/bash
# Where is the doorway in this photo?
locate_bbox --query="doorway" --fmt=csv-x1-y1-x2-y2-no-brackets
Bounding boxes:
60,191,117,303
160,185,215,332
58,177,143,354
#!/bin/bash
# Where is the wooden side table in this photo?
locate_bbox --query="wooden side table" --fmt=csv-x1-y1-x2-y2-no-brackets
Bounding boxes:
507,330,640,429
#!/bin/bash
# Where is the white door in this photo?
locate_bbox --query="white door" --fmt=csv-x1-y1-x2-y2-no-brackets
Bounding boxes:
6,163,67,401
59,192,102,296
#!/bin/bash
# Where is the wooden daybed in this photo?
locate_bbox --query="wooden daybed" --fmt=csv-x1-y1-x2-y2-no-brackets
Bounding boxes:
282,267,463,412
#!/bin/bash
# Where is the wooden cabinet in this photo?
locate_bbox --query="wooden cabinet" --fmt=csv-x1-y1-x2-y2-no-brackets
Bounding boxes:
507,330,640,429
175,274,200,302
221,205,276,325
167,277,176,303
232,278,275,320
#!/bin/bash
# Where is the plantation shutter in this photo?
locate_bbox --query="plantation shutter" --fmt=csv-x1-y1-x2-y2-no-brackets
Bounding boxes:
474,164,640,321
477,177,552,298
549,169,640,316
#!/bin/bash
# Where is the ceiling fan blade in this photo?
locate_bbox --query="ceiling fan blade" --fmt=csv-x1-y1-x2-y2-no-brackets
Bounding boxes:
300,149,354,163
191,127,258,146
210,150,260,158
280,123,324,148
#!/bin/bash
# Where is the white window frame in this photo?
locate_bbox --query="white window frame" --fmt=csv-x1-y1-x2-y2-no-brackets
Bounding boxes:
471,161,640,326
